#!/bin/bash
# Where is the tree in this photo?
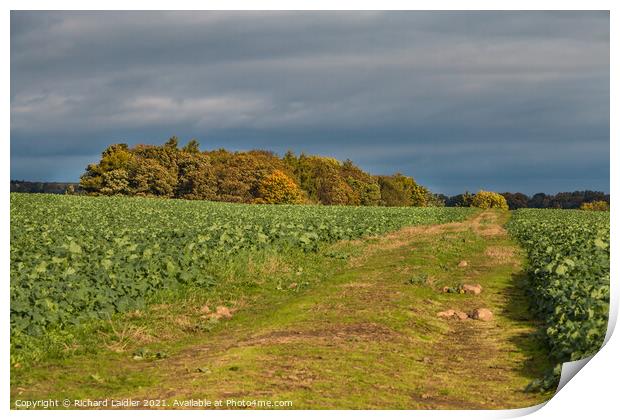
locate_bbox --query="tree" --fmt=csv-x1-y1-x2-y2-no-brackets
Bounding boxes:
347,177,381,206
99,168,131,195
528,193,550,208
78,138,438,207
471,190,509,210
182,139,201,154
164,136,179,150
411,183,430,207
255,170,303,204
377,173,429,207
317,174,357,205
209,150,295,203
426,193,447,207
131,157,177,197
501,192,529,210
580,201,609,211
446,192,474,207
176,151,217,200
291,155,360,205
80,144,135,195
283,150,298,170
378,175,409,206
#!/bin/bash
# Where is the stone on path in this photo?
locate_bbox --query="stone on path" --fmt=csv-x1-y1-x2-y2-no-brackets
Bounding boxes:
437,309,469,320
471,308,493,321
457,260,468,268
437,309,455,319
462,284,483,295
454,310,469,320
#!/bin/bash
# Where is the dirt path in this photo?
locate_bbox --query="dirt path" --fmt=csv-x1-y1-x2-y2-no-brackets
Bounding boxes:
12,211,555,409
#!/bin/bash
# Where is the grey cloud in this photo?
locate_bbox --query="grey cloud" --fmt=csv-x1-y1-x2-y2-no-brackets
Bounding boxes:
10,11,609,195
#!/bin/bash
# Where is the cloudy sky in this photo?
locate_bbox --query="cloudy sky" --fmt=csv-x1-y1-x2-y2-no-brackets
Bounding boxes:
10,11,609,195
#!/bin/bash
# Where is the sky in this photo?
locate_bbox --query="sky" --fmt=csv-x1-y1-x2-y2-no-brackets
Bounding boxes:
10,11,609,195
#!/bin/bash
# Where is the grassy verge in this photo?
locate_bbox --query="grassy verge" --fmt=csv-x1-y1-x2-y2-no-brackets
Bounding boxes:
12,244,352,365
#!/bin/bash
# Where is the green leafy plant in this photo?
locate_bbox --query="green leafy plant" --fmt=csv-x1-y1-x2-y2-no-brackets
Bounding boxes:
507,209,609,379
10,193,475,362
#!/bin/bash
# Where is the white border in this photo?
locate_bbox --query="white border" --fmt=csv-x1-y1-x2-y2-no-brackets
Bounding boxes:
3,2,616,419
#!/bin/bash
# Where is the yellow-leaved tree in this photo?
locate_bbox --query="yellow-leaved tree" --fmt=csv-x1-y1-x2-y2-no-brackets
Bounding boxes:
255,170,304,204
580,201,609,211
471,190,509,210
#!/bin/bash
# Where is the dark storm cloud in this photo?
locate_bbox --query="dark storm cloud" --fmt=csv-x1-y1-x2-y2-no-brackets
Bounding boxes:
10,11,609,194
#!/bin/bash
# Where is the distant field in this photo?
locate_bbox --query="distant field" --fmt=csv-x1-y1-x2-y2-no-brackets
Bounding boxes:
10,193,474,361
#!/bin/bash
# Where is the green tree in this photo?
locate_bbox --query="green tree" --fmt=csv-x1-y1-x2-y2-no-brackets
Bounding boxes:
283,150,298,169
176,151,217,200
378,173,428,207
182,139,200,154
378,175,411,206
80,144,135,195
164,136,179,150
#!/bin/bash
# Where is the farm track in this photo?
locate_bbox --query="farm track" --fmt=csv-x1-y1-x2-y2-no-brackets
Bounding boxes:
12,211,555,409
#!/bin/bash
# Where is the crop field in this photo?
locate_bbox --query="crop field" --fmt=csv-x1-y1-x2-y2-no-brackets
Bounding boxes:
10,194,611,408
507,209,610,365
10,193,474,358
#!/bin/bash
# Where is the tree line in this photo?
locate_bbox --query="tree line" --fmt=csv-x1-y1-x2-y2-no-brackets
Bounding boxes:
498,191,608,210
77,137,437,206
438,191,609,209
10,181,79,194
11,136,610,210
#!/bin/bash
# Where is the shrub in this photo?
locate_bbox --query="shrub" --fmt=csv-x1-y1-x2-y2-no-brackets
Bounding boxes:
471,190,509,210
580,201,609,211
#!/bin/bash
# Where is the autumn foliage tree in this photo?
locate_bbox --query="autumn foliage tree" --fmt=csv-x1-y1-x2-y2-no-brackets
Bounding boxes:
176,151,217,200
284,154,382,206
377,173,430,207
131,157,177,197
255,170,304,204
80,137,436,207
580,201,609,211
80,143,135,195
208,149,294,203
470,190,509,210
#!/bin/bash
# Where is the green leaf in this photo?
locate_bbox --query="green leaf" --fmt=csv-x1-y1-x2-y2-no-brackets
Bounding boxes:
68,241,82,254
